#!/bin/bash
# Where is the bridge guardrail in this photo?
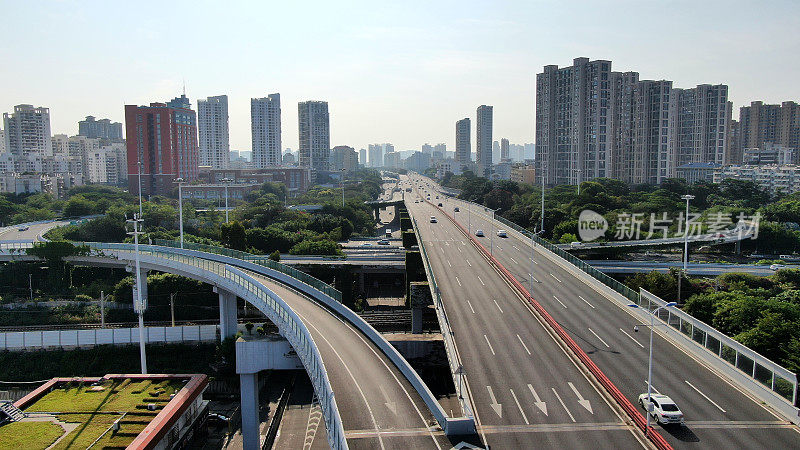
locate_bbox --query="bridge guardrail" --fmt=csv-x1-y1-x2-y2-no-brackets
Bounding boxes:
76,242,348,450
152,240,342,303
0,324,217,350
454,197,800,417
410,215,476,427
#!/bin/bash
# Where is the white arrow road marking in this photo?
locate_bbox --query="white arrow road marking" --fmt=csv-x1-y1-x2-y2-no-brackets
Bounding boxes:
484,335,495,355
568,382,594,414
552,388,575,422
527,384,548,416
578,295,595,309
379,385,397,415
493,299,504,313
456,277,461,287
467,300,476,314
516,334,531,355
478,276,485,286
621,328,645,348
550,273,562,282
450,442,482,449
644,380,660,394
510,257,519,265
685,380,726,412
509,389,529,424
487,386,502,417
553,295,567,308
588,328,610,348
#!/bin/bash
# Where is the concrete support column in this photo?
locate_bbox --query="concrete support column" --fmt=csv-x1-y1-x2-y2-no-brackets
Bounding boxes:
358,271,365,294
411,307,423,334
216,288,238,339
240,372,260,450
409,281,432,334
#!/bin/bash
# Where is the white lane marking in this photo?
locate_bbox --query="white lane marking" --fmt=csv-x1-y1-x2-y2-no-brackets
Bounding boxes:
466,259,472,267
568,382,594,414
516,334,531,355
456,277,461,287
493,299,504,313
552,388,575,422
527,384,548,415
496,245,502,250
553,295,567,308
578,295,595,309
509,389,529,425
458,246,462,253
487,386,502,417
621,328,645,348
298,313,387,450
478,276,485,286
467,300,476,314
685,380,726,412
530,258,538,265
644,380,660,394
529,273,539,283
440,247,444,253
447,260,452,267
513,245,520,251
510,257,519,265
588,327,610,348
550,273,562,283
484,334,496,355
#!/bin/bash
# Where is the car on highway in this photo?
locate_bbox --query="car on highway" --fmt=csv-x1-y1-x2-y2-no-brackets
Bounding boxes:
438,202,443,207
17,225,29,232
496,230,507,238
414,200,419,203
430,216,437,223
638,393,685,426
475,229,484,237
454,207,459,212
377,239,390,245
360,242,373,247
570,241,584,248
770,263,787,270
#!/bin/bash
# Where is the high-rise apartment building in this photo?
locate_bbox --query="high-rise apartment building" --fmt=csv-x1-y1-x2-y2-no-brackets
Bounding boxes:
3,104,52,156
331,145,358,172
198,95,230,169
359,148,366,166
433,143,446,161
422,143,433,155
78,116,123,141
368,144,383,168
124,94,199,196
500,138,510,161
476,105,493,177
536,57,728,186
298,101,330,174
738,101,800,156
251,94,282,168
0,129,5,154
455,118,471,168
727,119,742,165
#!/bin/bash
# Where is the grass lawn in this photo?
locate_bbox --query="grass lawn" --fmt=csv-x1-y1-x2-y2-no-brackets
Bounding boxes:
0,421,64,450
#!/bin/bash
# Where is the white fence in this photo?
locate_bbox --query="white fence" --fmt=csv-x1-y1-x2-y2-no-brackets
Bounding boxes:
0,324,218,351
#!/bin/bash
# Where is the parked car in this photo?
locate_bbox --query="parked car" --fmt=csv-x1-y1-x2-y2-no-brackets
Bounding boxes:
475,229,484,237
638,393,685,425
496,230,507,238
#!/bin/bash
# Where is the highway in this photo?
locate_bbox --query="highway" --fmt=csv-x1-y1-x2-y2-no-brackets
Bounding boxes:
0,220,70,242
409,175,800,449
404,181,646,448
585,260,790,276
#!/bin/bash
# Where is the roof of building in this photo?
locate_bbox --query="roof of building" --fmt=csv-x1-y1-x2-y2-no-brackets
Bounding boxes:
5,373,207,450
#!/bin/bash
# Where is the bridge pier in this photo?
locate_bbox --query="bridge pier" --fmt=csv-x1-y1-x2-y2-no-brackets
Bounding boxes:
239,372,260,450
409,281,431,334
215,287,238,339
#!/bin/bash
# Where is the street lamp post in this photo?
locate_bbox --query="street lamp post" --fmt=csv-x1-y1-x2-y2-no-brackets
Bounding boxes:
627,301,677,435
127,214,147,374
678,194,695,303
530,229,544,292
341,169,346,207
175,178,184,249
221,178,233,223
540,167,545,234
137,160,144,217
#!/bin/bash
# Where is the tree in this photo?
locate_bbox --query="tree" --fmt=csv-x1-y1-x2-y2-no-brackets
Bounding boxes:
269,250,281,261
220,221,247,250
289,239,341,256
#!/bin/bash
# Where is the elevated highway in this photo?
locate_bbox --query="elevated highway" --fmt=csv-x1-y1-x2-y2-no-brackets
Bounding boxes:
409,175,800,449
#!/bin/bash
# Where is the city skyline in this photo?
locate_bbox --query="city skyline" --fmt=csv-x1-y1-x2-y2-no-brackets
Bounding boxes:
2,1,799,155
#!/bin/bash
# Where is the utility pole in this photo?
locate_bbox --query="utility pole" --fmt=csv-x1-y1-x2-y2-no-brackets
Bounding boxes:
540,165,545,233
175,178,184,249
127,214,147,374
170,293,176,327
29,273,33,302
100,290,105,328
678,194,695,303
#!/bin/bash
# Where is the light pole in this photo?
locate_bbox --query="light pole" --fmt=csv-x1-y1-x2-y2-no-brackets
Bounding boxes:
530,229,544,291
341,168,346,207
627,301,677,435
678,194,695,303
540,166,545,234
221,178,233,223
127,214,148,374
175,178,184,249
137,160,144,218
576,168,583,196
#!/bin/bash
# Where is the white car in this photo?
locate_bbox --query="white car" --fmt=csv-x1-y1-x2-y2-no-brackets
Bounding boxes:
638,393,685,425
475,229,484,237
430,216,437,223
770,264,787,271
496,230,507,238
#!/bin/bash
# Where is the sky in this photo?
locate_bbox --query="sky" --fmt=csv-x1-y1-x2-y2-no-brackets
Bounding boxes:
2,0,799,154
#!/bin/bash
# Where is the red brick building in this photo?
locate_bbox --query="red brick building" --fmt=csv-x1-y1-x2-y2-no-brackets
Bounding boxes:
125,95,199,196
